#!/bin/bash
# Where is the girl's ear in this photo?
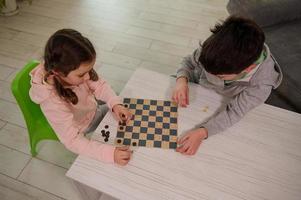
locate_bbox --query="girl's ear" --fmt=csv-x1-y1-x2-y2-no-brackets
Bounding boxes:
51,70,65,77
51,70,59,76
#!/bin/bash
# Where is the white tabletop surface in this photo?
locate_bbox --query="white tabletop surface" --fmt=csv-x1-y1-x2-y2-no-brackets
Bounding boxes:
67,68,301,200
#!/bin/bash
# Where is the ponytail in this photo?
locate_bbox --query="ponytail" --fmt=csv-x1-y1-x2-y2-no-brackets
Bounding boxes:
53,76,78,104
89,69,98,81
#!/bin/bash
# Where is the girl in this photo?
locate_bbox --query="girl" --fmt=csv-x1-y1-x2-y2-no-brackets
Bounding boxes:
29,29,133,166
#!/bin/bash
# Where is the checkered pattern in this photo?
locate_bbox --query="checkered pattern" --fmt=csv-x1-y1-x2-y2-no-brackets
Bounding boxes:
115,98,178,149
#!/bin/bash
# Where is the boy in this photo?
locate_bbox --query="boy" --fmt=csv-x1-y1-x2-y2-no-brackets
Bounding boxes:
172,16,282,155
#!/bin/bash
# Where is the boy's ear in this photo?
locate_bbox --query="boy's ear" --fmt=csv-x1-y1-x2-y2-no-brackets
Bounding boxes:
243,64,257,73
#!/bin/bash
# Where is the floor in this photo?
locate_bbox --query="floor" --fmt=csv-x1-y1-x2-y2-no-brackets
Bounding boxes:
0,0,228,199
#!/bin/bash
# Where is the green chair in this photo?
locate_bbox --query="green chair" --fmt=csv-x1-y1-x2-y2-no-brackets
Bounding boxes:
11,60,58,156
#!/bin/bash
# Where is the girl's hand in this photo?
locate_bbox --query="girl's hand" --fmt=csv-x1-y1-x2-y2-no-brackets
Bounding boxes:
176,128,208,155
172,77,189,107
114,146,133,166
112,104,132,123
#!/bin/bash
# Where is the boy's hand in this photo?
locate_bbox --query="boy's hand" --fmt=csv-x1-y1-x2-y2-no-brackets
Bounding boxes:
112,104,132,123
114,146,133,166
176,128,208,155
172,77,189,107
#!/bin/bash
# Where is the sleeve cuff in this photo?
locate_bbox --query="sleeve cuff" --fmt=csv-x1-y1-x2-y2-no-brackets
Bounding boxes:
107,96,122,111
201,121,220,138
176,70,190,80
100,145,115,163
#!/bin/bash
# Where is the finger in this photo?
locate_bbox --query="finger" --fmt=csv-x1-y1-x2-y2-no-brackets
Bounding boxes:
120,156,130,163
178,94,184,107
182,90,189,107
126,112,133,122
126,110,133,122
117,146,130,151
182,94,188,107
175,146,182,153
176,143,190,153
182,96,188,107
122,159,130,165
121,154,131,160
186,141,202,155
185,148,195,155
120,150,131,157
118,160,127,166
172,91,176,101
173,97,176,103
180,93,188,107
176,141,189,152
177,134,190,144
174,92,179,103
186,88,189,105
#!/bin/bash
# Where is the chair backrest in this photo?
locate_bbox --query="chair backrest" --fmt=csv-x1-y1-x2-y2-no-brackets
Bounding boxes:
11,60,51,132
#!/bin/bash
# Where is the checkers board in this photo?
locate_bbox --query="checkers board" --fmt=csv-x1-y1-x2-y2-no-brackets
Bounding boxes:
115,98,178,149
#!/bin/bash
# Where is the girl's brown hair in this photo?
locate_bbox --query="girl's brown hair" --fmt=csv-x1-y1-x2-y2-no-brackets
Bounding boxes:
44,29,98,104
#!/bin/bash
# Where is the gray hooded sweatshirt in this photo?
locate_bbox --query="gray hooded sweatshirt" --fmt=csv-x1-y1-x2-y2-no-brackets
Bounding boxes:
176,44,283,137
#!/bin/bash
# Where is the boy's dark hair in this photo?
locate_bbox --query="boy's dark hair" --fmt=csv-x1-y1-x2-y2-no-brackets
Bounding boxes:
44,29,98,104
199,16,265,75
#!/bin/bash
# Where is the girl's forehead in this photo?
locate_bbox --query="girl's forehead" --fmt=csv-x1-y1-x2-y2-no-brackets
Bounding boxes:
75,61,95,73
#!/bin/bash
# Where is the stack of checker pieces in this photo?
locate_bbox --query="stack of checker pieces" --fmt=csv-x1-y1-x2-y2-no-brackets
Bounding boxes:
115,98,178,149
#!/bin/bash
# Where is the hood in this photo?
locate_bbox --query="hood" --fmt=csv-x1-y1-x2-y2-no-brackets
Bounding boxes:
29,64,55,104
250,44,283,89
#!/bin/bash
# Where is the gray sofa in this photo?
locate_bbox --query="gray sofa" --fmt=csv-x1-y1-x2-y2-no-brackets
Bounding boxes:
227,0,301,113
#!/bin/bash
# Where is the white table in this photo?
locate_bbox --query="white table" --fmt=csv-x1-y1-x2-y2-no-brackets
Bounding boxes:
67,68,301,200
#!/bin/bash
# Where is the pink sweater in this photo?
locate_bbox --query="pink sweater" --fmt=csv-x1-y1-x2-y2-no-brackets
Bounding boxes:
29,64,121,163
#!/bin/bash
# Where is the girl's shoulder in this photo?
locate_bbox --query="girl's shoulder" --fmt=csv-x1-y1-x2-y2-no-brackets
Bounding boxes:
30,63,45,82
29,64,64,105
